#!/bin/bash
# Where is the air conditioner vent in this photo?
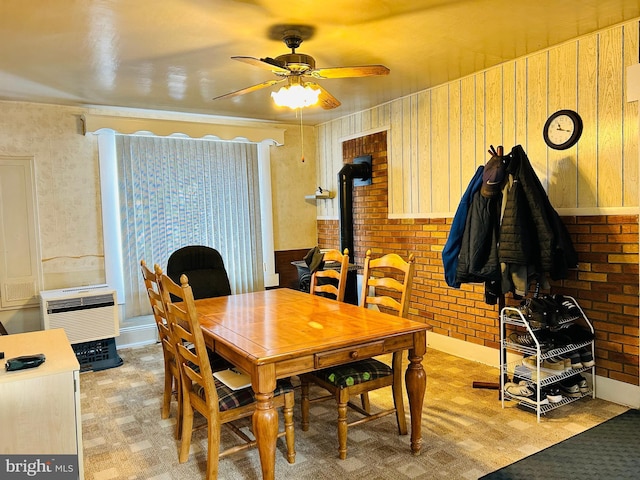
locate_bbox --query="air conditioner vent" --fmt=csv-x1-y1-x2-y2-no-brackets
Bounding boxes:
46,293,115,313
40,286,119,344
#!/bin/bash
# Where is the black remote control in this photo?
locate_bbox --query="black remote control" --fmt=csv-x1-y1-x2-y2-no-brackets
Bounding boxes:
5,353,46,371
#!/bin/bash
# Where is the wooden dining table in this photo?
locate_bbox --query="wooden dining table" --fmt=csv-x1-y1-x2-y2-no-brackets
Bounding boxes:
195,287,428,480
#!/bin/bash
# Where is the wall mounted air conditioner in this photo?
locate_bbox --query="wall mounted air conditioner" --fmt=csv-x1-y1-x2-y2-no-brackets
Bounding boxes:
40,284,119,344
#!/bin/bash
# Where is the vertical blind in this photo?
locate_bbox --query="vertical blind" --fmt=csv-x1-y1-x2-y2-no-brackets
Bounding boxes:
116,134,264,319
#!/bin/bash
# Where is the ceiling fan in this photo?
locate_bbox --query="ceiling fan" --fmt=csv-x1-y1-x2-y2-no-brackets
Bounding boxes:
212,24,390,110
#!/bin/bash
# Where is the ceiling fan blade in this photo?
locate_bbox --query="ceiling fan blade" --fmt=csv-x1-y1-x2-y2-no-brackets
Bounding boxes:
306,82,341,110
232,56,290,74
310,65,390,79
212,79,286,101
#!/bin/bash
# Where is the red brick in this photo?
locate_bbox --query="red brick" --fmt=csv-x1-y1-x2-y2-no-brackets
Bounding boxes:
323,133,639,387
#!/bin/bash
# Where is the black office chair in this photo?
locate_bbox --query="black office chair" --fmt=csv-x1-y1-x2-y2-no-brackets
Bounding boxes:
166,245,232,300
166,245,233,371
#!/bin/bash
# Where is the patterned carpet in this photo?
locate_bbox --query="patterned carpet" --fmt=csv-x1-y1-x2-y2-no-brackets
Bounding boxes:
480,409,640,479
80,343,628,480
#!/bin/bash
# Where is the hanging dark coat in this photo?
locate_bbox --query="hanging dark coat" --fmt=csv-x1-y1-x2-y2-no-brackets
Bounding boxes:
447,145,577,304
442,165,484,288
500,145,578,282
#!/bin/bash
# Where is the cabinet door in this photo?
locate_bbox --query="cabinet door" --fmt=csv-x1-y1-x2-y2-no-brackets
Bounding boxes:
0,156,40,309
0,371,78,454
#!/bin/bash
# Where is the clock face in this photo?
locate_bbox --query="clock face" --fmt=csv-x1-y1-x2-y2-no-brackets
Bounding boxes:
543,109,583,150
547,114,574,144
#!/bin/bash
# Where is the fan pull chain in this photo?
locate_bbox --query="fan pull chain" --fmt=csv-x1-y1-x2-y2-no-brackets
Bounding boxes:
300,109,305,162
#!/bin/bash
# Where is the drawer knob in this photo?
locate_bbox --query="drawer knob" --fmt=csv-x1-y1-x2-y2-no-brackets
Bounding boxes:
350,351,359,359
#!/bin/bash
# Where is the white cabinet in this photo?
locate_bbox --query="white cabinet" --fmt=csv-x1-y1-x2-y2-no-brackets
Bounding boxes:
0,329,83,478
500,296,595,422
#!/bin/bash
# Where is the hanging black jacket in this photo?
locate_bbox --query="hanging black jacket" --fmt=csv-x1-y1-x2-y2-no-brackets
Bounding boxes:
500,145,578,281
455,190,502,285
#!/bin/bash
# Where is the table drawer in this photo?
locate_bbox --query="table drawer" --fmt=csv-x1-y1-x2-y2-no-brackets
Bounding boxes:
315,341,385,369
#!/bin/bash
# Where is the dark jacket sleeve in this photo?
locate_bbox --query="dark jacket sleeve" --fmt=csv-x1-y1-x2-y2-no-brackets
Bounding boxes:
442,166,484,288
455,190,502,285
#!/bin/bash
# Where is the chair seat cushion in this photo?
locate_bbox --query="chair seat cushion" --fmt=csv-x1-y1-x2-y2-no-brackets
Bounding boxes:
313,358,392,388
194,378,294,412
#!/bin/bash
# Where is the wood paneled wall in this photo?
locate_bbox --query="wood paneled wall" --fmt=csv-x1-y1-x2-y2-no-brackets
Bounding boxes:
316,20,639,219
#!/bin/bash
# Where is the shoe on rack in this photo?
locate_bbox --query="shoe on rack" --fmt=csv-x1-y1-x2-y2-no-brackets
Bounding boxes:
538,295,561,327
558,323,594,345
517,297,549,329
509,331,536,347
579,348,595,367
548,330,573,349
559,377,582,398
543,386,563,403
504,381,549,405
553,294,581,321
509,330,552,350
567,350,583,369
576,375,590,393
542,355,569,371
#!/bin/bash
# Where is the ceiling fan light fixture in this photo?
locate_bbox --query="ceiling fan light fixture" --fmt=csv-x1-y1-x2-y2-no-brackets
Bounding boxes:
271,83,320,109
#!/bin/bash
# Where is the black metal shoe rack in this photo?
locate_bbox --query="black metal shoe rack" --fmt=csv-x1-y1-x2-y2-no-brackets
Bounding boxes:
500,296,595,422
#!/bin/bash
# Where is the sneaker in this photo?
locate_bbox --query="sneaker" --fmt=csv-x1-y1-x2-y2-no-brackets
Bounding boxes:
579,348,595,367
538,295,561,327
559,377,582,398
567,350,583,369
542,355,569,371
553,294,581,321
504,381,549,405
560,323,594,344
509,331,552,350
544,386,563,403
509,331,536,347
517,297,549,329
576,375,589,393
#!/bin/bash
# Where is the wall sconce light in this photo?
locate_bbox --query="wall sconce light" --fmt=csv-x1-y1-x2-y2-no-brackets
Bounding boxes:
271,76,320,109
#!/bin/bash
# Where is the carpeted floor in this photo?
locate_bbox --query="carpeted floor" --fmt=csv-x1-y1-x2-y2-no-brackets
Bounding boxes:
80,343,628,480
480,408,640,479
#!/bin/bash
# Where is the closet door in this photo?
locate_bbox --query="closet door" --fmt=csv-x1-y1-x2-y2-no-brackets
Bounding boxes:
0,156,40,309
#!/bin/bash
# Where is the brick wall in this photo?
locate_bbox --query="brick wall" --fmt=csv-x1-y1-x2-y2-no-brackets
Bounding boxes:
317,131,639,386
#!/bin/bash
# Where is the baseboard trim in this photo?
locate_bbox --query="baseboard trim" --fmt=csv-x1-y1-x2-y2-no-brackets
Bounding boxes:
115,323,158,349
427,331,640,408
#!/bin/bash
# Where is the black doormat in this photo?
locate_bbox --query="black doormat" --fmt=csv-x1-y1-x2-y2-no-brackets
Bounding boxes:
480,409,640,480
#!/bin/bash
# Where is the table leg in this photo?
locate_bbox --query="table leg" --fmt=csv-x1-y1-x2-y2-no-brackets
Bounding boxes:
253,374,278,480
406,343,426,455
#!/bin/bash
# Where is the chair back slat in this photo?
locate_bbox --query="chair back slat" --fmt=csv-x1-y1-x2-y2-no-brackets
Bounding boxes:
309,248,349,302
158,272,219,411
360,249,415,318
140,260,174,353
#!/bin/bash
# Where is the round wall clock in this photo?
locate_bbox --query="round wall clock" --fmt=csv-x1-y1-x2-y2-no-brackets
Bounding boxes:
543,109,583,150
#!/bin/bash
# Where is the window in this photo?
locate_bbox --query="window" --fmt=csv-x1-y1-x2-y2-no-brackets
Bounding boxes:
114,134,265,320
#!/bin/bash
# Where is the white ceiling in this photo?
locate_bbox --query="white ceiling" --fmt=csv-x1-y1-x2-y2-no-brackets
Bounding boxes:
1,0,639,125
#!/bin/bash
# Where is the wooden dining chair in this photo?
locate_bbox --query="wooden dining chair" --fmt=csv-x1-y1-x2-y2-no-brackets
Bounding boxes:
308,248,349,301
157,271,296,480
300,249,416,460
140,260,182,438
